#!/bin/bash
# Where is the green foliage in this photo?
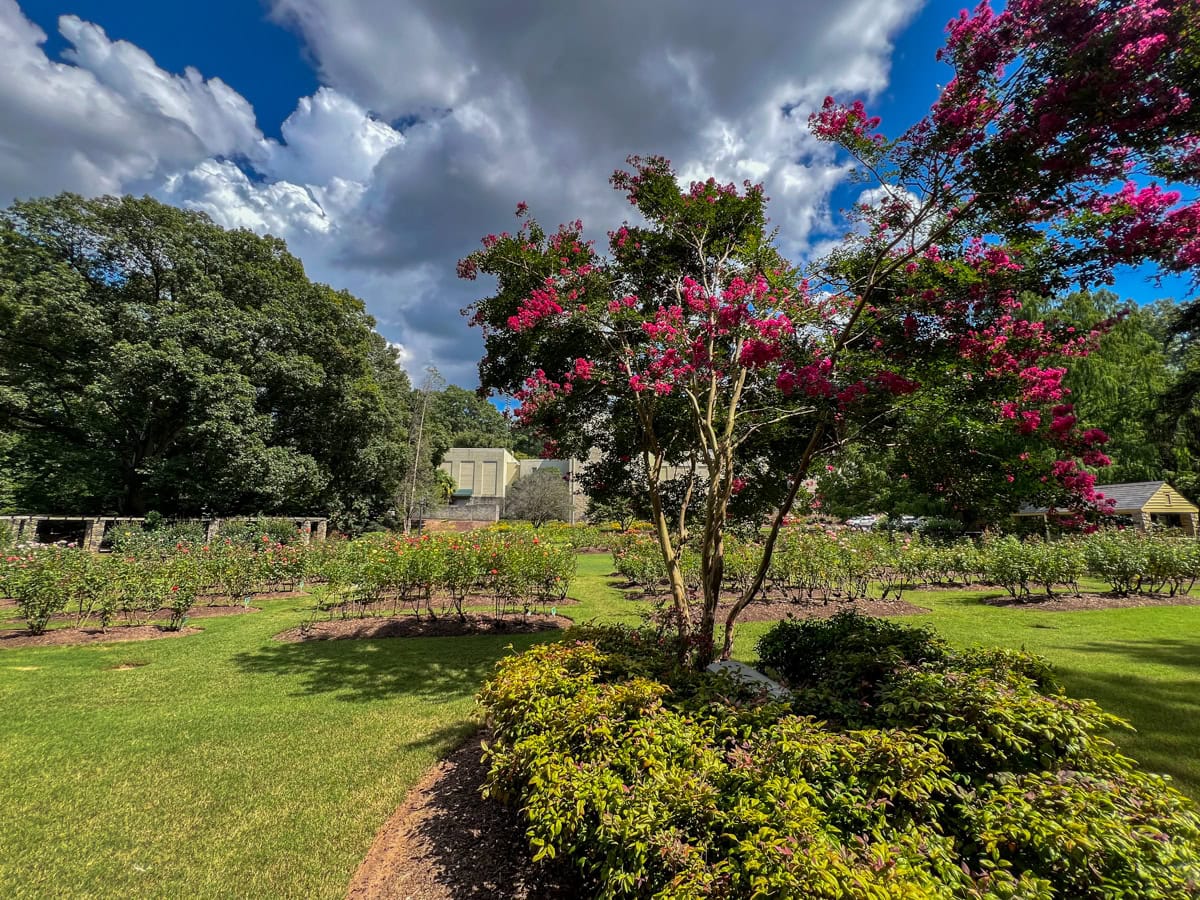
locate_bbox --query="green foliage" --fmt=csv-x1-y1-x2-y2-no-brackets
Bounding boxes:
217,517,304,546
0,193,412,527
480,625,1200,898
502,468,571,528
1,551,69,635
302,531,577,619
614,526,1200,607
756,611,951,719
108,520,207,554
1080,529,1200,596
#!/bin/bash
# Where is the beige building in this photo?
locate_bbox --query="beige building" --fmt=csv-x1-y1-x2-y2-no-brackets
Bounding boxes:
436,446,698,525
436,447,589,522
439,447,521,502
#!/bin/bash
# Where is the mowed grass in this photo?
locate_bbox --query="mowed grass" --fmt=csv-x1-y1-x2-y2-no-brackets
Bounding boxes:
727,586,1200,801
0,555,625,900
1,552,1199,898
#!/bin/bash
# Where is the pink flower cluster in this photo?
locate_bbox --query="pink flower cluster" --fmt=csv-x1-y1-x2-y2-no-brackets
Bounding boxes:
507,285,564,332
810,96,883,144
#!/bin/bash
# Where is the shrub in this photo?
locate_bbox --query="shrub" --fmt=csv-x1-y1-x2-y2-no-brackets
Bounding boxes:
756,611,950,721
108,521,206,555
3,552,69,635
479,623,1200,898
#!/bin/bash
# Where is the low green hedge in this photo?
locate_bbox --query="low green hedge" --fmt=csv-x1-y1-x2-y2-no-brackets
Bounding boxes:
478,618,1200,898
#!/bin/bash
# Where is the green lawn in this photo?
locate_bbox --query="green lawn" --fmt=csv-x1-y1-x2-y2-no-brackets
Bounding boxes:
727,586,1200,801
1,554,1198,897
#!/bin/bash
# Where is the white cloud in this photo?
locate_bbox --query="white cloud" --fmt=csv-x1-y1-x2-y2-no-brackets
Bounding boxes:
260,0,922,379
0,0,924,384
0,1,263,199
259,87,404,188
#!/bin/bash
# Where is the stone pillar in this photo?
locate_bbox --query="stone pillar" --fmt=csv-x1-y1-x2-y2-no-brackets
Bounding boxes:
205,518,222,543
313,520,328,542
83,519,105,552
1139,510,1153,533
1187,512,1199,538
299,520,313,545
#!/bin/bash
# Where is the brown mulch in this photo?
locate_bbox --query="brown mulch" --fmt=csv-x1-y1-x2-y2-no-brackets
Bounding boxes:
348,734,580,900
1,604,263,628
983,592,1200,612
0,624,202,650
339,594,579,617
716,597,930,622
624,582,929,623
275,613,573,643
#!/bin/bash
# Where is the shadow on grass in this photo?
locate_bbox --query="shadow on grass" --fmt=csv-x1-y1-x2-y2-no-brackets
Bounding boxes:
1068,638,1200,673
1055,664,1200,800
232,632,552,703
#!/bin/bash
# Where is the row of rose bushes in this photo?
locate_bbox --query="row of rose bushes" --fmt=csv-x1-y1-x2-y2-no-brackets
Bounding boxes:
1,540,309,634
0,531,577,634
479,615,1200,898
612,528,1200,602
306,532,575,619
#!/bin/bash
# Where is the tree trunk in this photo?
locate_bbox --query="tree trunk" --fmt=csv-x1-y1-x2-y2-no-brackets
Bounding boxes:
719,421,826,660
646,474,690,638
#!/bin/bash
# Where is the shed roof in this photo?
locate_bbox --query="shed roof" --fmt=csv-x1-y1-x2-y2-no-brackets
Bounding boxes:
1017,481,1198,515
1093,481,1167,510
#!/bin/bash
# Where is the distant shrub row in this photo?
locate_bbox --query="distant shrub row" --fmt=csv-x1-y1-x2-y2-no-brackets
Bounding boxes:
612,528,1200,602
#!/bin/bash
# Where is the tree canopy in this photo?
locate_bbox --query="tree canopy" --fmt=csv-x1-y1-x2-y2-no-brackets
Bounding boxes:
0,193,411,527
504,468,571,528
462,0,1200,664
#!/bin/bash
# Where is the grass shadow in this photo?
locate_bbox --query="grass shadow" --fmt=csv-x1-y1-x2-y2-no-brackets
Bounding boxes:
1067,638,1200,673
233,632,553,703
1055,665,1200,800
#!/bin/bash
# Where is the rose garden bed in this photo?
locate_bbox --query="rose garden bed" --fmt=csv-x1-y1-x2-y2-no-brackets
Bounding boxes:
274,612,573,642
983,591,1200,612
0,624,203,649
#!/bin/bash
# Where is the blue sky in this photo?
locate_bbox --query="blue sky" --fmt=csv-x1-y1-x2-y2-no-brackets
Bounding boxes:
0,0,1191,386
20,0,318,139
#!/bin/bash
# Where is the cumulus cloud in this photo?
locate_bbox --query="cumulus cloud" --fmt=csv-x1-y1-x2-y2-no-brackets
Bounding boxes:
0,0,924,385
0,0,262,199
263,0,922,380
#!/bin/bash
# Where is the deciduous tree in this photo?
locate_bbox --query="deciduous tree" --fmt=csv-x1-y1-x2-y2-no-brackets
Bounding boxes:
0,194,412,527
463,0,1198,664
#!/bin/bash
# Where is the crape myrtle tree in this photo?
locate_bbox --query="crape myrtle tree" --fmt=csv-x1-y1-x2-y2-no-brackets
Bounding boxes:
461,0,1199,664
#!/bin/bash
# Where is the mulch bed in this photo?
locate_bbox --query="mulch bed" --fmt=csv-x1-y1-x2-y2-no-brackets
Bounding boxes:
5,604,263,627
983,592,1200,612
339,594,579,618
275,613,573,643
717,597,930,622
0,624,202,650
348,734,580,900
622,582,929,622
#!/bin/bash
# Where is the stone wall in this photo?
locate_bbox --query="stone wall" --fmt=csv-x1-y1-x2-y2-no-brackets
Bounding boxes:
424,501,502,524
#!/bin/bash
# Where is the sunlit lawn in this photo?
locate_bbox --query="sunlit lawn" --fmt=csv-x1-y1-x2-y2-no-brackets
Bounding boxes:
728,583,1200,800
0,552,1197,898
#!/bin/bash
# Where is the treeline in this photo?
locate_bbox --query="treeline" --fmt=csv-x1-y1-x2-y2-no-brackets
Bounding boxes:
0,193,528,529
818,290,1200,522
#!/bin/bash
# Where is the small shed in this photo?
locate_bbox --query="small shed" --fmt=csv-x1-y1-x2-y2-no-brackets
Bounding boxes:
1014,481,1200,535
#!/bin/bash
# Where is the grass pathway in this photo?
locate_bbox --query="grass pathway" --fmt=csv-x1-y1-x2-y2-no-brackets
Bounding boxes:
1,553,1198,897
